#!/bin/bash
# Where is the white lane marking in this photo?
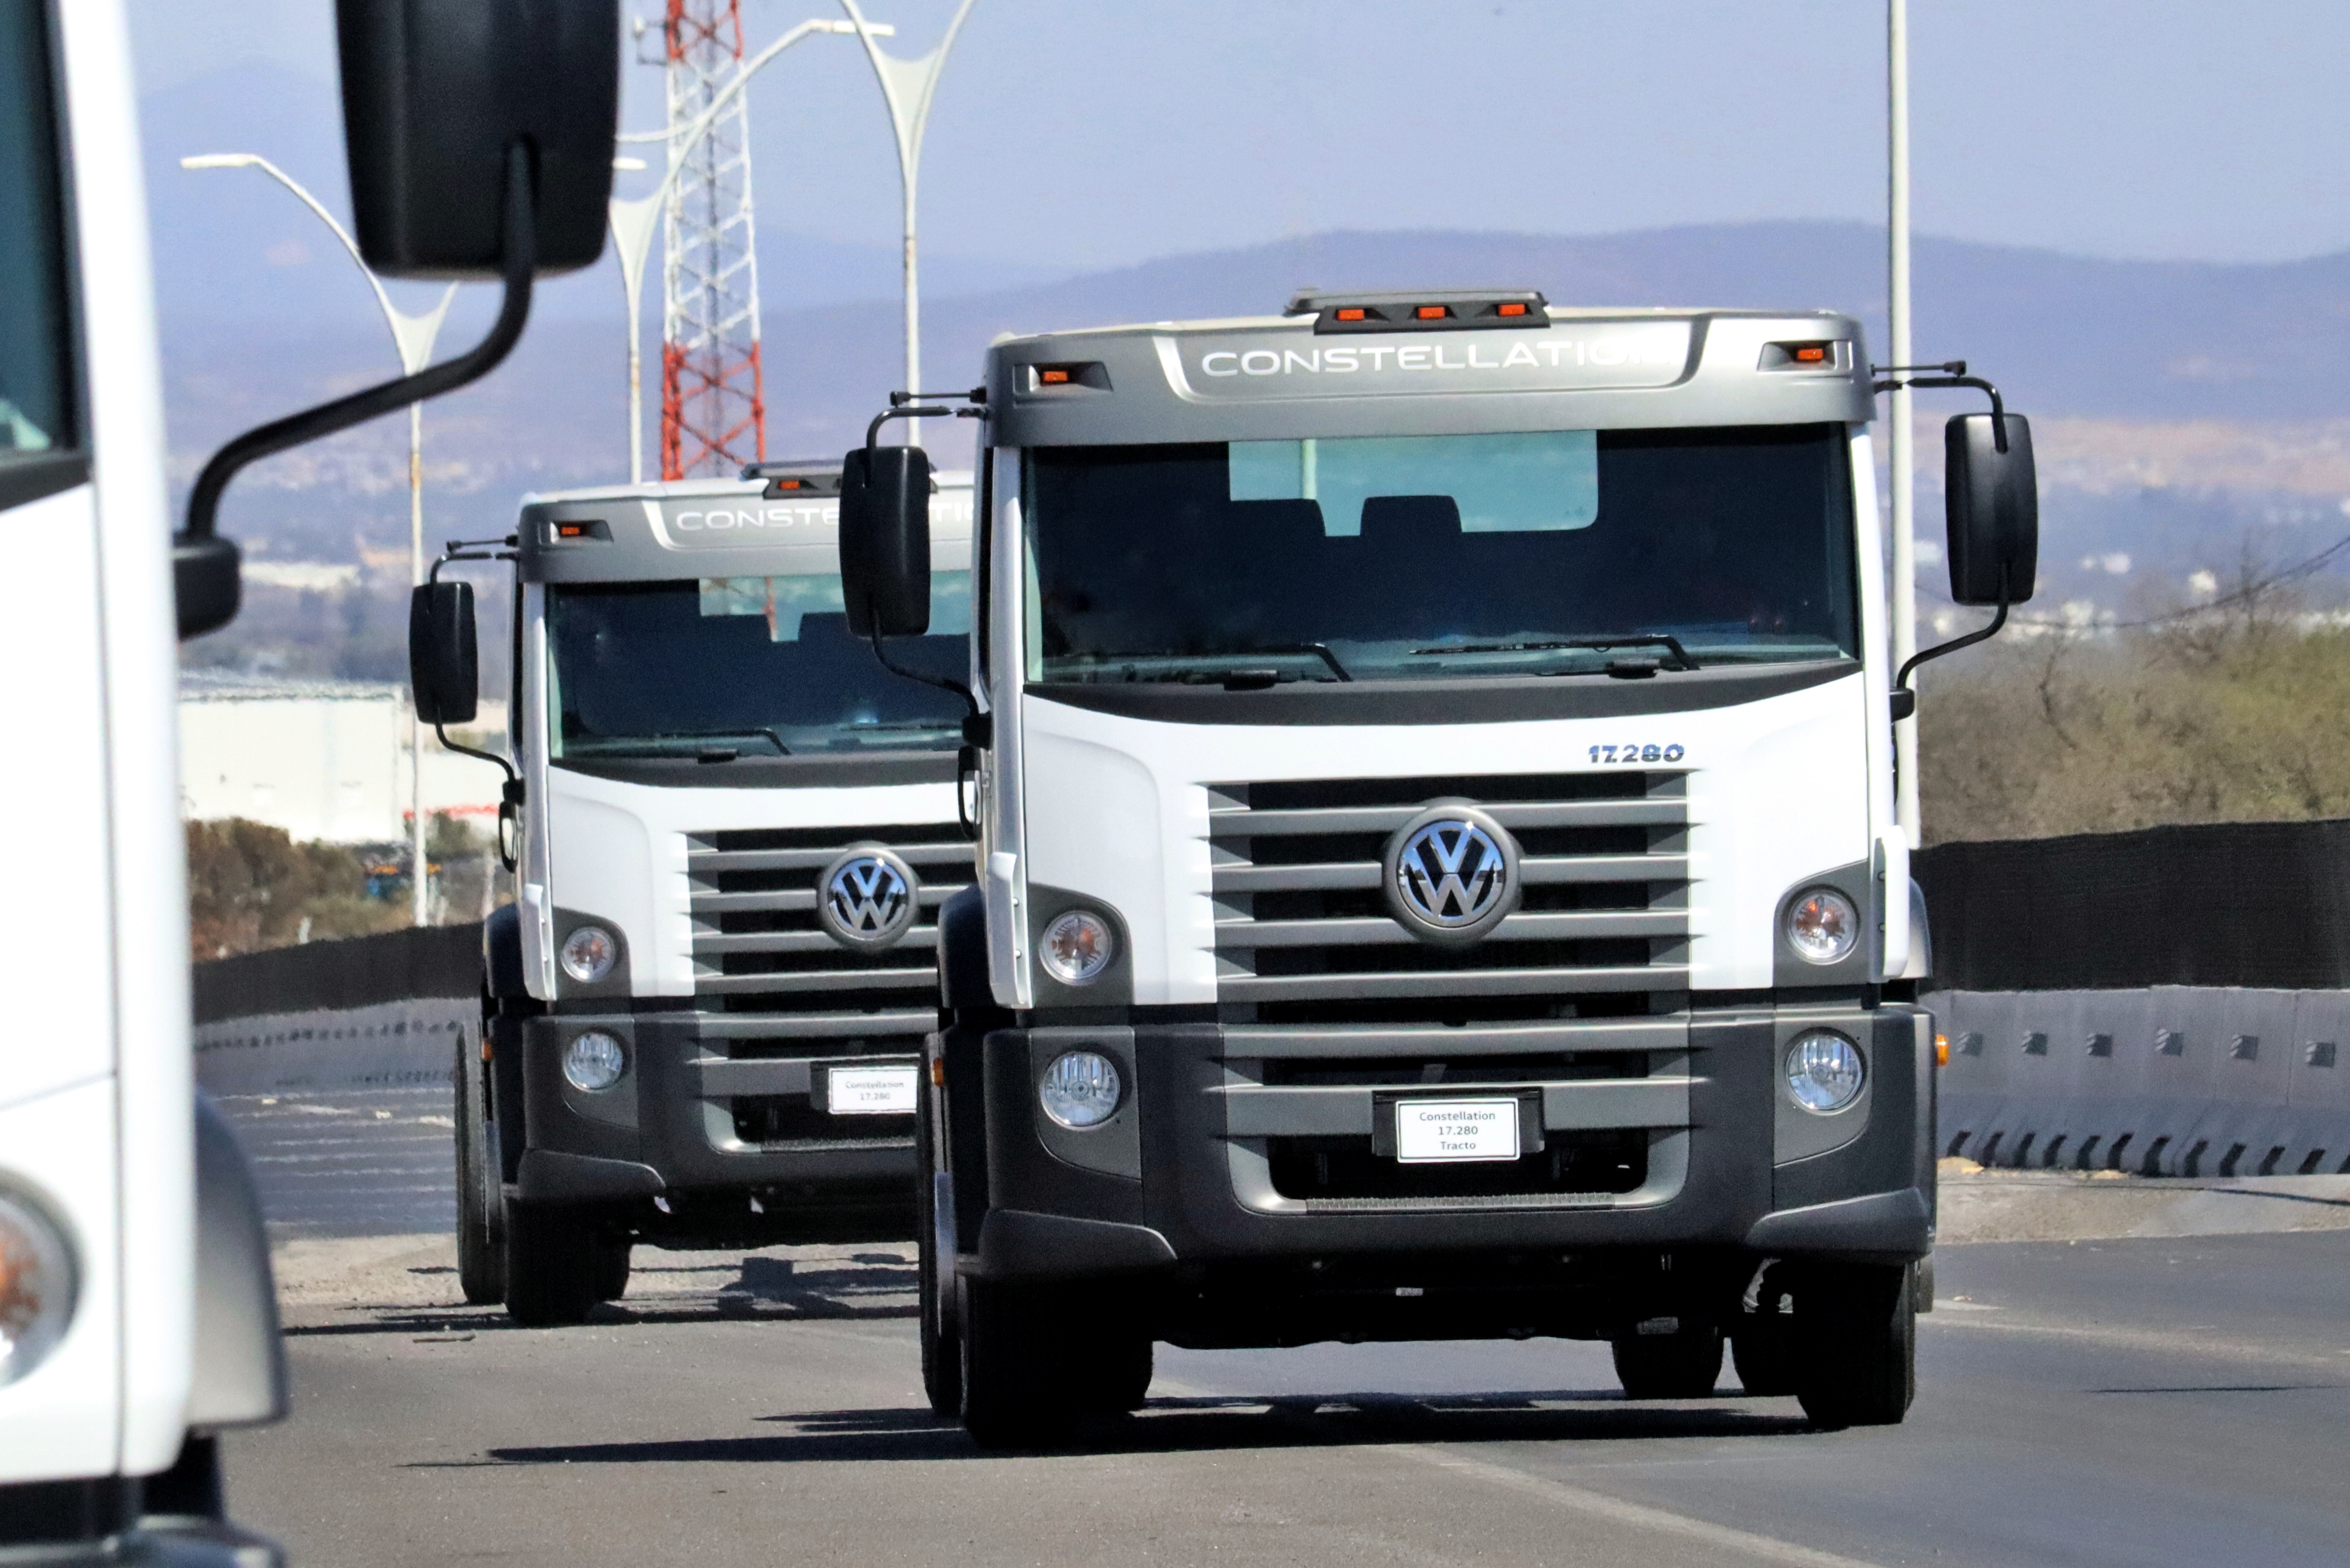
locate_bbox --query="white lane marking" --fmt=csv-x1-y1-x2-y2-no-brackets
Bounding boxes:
1924,1314,2350,1370
1149,1378,1886,1568
1381,1444,1891,1568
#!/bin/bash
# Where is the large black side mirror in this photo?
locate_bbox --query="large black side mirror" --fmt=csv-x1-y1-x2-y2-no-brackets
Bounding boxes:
840,445,934,638
410,581,480,726
337,0,619,278
1944,411,2038,607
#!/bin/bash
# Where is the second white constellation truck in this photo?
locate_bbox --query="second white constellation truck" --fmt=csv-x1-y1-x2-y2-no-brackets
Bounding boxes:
414,464,976,1325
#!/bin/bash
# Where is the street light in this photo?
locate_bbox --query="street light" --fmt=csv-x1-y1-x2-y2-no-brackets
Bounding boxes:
181,153,459,927
841,0,978,442
608,18,882,483
1886,1,1919,845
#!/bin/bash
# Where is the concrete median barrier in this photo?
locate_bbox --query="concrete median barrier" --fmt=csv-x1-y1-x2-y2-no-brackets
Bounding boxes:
1932,987,2350,1179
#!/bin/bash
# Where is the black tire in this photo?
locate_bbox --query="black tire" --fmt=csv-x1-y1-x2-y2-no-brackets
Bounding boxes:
1794,1263,1917,1429
503,1201,604,1326
1732,1266,1799,1396
455,1020,505,1305
592,1234,633,1303
916,1068,961,1418
1612,1321,1724,1398
959,1278,1079,1448
1080,1331,1153,1414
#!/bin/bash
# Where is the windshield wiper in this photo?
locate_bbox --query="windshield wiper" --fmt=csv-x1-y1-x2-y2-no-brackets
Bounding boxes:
576,727,793,759
1057,644,1353,685
1408,634,1698,671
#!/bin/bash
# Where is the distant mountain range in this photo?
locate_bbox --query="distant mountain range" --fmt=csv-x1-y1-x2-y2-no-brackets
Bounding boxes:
145,61,2350,679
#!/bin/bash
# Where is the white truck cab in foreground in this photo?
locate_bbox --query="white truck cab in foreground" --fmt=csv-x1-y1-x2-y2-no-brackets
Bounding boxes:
837,289,2039,1445
423,468,978,1324
1,0,620,1553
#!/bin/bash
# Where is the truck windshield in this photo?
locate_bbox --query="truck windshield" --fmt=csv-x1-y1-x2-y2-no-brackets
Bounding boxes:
548,572,969,757
0,0,77,469
1024,424,1857,683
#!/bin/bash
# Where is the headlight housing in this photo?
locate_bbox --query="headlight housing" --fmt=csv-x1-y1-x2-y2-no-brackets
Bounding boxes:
1038,1050,1122,1129
1784,888,1859,966
563,1030,627,1093
560,924,618,984
1784,1030,1866,1114
1039,910,1114,987
0,1189,76,1388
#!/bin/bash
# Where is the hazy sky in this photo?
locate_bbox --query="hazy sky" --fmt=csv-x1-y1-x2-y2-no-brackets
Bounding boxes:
129,1,2350,268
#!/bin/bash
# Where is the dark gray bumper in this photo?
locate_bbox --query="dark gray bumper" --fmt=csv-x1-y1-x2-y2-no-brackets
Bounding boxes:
517,1012,917,1200
958,999,1933,1279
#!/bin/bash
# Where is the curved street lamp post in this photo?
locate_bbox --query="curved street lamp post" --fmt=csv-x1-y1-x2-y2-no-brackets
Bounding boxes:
841,0,978,441
180,153,458,927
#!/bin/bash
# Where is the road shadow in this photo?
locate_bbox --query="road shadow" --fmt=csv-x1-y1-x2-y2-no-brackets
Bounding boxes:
461,1387,1816,1467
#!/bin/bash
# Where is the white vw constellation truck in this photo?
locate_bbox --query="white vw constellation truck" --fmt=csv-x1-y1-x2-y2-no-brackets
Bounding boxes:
836,289,2038,1443
414,467,977,1325
2,0,618,1553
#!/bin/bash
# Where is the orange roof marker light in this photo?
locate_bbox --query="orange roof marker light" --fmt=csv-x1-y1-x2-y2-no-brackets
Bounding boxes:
1760,339,1846,371
1285,289,1551,334
1039,368,1071,384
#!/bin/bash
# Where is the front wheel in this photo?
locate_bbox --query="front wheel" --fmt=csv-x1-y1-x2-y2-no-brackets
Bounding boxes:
503,1201,605,1327
916,1077,961,1418
1794,1263,1917,1429
454,1021,505,1305
1612,1321,1723,1399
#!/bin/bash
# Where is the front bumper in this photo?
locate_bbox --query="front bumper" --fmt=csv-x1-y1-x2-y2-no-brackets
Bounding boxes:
513,1012,917,1213
957,1000,1932,1294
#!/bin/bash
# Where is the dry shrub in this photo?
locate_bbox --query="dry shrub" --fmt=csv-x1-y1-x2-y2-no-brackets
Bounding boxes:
185,819,406,960
1919,565,2350,842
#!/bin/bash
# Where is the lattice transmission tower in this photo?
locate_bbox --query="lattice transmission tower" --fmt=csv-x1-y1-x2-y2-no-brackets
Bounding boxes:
660,0,766,479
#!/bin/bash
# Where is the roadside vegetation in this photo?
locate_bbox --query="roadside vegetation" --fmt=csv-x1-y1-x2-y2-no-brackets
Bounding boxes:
186,813,508,960
1920,556,2350,843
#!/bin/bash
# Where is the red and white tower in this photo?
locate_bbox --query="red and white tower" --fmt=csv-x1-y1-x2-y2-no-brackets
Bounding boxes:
660,0,766,479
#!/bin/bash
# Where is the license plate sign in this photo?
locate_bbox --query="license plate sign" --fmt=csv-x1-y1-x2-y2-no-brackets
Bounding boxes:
1394,1097,1521,1163
827,1065,918,1115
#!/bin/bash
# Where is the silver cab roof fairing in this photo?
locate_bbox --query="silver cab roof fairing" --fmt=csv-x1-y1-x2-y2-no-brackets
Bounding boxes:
514,472,976,584
985,310,1871,447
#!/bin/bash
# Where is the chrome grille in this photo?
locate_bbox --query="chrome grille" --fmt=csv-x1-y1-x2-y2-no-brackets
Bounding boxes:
687,823,975,1040
1208,772,1690,1022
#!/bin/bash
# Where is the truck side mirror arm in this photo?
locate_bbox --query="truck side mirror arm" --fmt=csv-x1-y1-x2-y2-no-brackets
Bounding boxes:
175,144,539,640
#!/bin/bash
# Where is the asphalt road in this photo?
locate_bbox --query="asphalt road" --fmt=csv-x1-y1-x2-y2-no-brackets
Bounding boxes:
225,1224,2350,1568
218,1087,457,1238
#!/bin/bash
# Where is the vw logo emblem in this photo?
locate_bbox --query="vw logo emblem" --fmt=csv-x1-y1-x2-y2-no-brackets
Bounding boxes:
817,846,920,950
1383,804,1520,945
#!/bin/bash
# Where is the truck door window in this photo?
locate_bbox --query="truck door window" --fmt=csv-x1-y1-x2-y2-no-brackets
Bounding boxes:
0,0,79,479
1025,425,1857,684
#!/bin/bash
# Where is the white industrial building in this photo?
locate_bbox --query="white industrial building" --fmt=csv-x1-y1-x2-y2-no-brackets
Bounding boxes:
179,673,509,844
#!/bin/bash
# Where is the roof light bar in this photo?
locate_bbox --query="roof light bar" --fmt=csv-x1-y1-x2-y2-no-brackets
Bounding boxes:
1284,289,1550,335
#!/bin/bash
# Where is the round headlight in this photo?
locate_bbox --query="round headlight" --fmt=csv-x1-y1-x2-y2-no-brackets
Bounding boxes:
560,924,618,984
1785,1030,1866,1114
0,1190,77,1388
1784,888,1859,966
1039,910,1114,987
1038,1050,1122,1129
563,1030,627,1093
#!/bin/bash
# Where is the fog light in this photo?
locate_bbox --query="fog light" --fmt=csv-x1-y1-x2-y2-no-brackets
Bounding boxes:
0,1189,76,1388
1038,1051,1122,1129
563,1030,627,1093
560,924,618,983
1785,1030,1866,1114
1783,888,1859,965
1039,910,1113,987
